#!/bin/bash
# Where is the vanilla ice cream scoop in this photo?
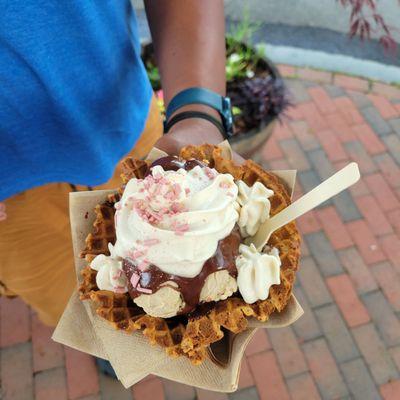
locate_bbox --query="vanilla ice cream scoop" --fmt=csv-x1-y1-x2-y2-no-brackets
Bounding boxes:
134,282,185,318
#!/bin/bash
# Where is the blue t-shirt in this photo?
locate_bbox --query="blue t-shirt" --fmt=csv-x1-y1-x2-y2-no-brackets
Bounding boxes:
0,1,153,201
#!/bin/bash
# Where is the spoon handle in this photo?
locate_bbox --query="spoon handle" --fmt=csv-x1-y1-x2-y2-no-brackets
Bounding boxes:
251,162,360,250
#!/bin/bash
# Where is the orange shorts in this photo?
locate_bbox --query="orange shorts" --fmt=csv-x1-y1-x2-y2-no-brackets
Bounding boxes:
0,96,162,326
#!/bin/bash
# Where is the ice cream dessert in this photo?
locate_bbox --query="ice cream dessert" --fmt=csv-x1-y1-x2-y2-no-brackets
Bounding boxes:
80,144,301,364
89,155,281,319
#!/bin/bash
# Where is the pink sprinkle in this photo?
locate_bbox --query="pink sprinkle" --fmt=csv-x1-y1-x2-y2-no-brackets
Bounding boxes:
130,273,140,288
185,188,191,194
219,181,231,189
142,238,160,246
204,167,216,179
137,285,152,294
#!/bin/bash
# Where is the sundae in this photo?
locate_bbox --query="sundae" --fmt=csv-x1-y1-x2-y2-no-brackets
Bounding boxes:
80,144,300,364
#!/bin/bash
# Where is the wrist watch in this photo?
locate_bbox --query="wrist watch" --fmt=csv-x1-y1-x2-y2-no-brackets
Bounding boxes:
164,87,234,138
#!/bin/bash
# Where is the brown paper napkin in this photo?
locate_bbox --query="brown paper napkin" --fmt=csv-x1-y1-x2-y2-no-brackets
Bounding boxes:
53,144,303,391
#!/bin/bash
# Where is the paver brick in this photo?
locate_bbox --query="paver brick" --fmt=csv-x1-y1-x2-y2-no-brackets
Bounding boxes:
296,210,321,235
338,247,378,294
64,348,99,400
367,94,399,119
261,136,283,161
372,82,400,100
34,368,67,400
380,380,400,400
387,209,400,235
372,153,400,188
326,274,370,328
389,346,400,372
334,74,369,92
286,373,321,400
349,178,371,197
355,195,393,236
0,342,34,400
371,261,400,312
352,123,386,155
380,234,400,272
382,134,400,164
292,287,322,341
305,231,344,276
389,117,400,135
340,358,382,400
245,329,271,357
334,96,365,125
267,327,308,378
228,387,259,400
346,89,372,108
352,323,399,385
238,357,255,389
296,256,333,307
286,80,312,103
196,389,229,400
289,120,320,151
308,87,337,114
296,102,328,132
314,303,359,363
316,206,353,249
307,149,335,180
279,138,311,171
325,112,358,143
362,291,400,347
32,314,64,372
360,107,392,136
324,83,345,98
343,140,378,174
98,374,131,400
0,297,31,348
248,351,290,400
302,338,349,399
346,220,386,265
267,158,291,170
273,122,293,140
298,68,332,83
132,377,165,400
163,381,197,400
314,129,348,162
364,173,400,212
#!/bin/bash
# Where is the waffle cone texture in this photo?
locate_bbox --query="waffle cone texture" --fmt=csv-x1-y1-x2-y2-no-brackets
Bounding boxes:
79,144,301,364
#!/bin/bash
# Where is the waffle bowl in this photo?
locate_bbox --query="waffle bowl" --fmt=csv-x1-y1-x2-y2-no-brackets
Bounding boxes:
78,144,301,365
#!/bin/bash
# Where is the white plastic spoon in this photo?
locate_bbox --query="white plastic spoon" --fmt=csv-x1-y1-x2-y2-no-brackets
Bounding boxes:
246,162,360,251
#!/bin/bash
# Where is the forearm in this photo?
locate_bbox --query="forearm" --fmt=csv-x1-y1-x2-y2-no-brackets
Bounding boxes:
144,0,226,107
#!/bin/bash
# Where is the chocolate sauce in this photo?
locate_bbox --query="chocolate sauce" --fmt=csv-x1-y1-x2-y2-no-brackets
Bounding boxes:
145,156,206,176
122,227,241,315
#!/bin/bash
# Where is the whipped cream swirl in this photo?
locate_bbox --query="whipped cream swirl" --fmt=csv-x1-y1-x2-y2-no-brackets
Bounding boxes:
113,165,239,278
91,244,128,293
235,243,281,304
236,180,274,237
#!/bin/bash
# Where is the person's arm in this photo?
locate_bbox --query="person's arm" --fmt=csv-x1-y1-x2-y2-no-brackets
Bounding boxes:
144,0,227,154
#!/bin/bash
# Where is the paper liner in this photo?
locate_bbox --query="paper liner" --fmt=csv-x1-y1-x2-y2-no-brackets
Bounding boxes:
53,142,303,391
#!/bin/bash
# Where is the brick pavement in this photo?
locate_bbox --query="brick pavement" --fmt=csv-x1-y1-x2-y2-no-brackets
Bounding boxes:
1,66,400,400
